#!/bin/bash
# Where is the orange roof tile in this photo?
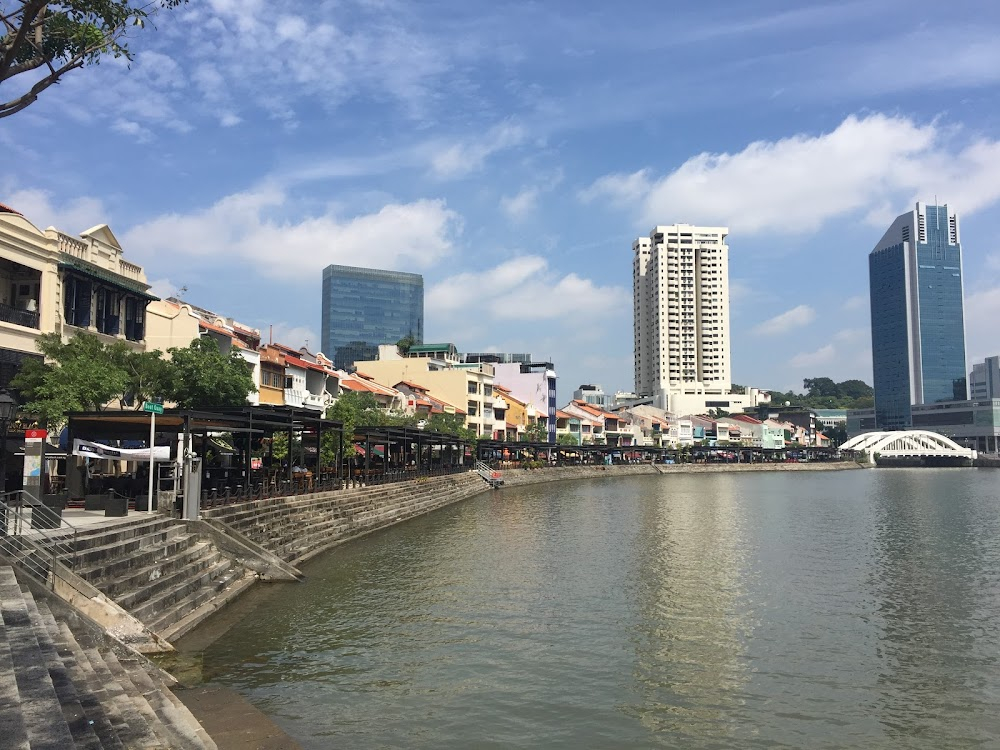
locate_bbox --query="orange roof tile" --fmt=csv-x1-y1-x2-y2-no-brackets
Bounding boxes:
199,320,233,338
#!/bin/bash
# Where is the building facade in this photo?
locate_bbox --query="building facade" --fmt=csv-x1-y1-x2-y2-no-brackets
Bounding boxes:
633,224,748,413
321,265,423,371
0,204,156,390
492,362,557,443
869,203,967,429
969,355,1000,400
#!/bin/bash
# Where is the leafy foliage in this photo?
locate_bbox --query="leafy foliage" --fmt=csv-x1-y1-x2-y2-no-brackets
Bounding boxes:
424,411,475,442
521,420,549,443
165,337,257,409
13,333,256,424
556,432,578,445
12,332,127,424
767,377,874,409
0,1,188,118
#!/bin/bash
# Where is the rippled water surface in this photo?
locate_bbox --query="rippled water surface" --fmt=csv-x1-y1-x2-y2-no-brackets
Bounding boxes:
200,470,1000,748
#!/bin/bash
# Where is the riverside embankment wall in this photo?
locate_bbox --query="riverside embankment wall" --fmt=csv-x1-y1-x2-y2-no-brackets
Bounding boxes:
496,461,865,488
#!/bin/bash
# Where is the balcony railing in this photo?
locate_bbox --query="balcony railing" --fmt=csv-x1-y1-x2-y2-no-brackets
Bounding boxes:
0,302,39,329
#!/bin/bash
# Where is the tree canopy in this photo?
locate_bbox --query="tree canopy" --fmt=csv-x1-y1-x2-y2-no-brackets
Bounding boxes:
767,377,874,409
0,0,187,118
165,337,257,409
12,332,256,426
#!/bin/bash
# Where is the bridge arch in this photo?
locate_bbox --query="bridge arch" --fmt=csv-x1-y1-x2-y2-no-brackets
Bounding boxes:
839,430,975,464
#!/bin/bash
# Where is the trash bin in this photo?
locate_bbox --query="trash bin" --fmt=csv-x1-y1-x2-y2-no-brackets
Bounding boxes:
84,494,106,511
104,494,128,517
31,495,65,530
134,493,156,512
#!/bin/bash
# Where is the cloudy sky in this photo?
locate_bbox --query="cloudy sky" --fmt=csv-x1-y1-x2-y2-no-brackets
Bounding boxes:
5,0,1000,395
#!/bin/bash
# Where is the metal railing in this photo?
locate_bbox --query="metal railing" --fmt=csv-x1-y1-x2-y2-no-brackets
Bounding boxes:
475,461,503,488
0,492,79,585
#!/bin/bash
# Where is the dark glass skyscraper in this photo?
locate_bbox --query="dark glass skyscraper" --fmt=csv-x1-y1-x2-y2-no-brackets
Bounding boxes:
869,203,967,429
321,265,424,371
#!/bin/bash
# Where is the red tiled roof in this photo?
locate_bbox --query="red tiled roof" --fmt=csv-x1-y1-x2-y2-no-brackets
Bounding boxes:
727,414,763,424
284,355,328,373
199,320,233,338
396,380,428,392
0,203,22,216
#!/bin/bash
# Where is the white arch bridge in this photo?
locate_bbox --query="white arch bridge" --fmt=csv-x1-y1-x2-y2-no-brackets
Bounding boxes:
839,430,977,465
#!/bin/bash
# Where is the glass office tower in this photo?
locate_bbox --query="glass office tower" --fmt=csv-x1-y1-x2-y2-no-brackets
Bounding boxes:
869,203,967,429
321,265,424,371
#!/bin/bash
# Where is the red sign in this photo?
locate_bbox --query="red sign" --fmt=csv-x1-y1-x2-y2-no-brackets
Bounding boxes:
24,429,47,440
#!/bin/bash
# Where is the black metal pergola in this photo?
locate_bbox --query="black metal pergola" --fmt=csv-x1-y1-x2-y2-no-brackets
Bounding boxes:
66,405,345,506
348,426,472,486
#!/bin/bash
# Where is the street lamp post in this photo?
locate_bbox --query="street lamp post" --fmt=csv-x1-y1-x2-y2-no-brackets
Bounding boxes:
0,389,19,536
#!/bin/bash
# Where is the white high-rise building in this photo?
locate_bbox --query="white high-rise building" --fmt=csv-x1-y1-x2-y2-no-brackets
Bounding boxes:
633,224,764,414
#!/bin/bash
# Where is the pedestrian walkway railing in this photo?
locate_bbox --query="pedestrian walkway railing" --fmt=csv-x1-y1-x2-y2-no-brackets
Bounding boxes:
0,491,79,584
475,461,504,488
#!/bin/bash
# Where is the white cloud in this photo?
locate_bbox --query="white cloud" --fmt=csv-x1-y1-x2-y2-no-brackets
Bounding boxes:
752,304,816,335
582,113,1000,234
4,189,108,233
267,323,319,351
122,188,462,281
428,256,629,323
964,286,1000,364
112,119,155,143
500,187,540,221
429,121,528,178
789,344,836,369
841,295,868,312
147,278,180,300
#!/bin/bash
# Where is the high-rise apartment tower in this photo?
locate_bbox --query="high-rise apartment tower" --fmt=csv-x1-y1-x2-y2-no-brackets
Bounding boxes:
869,203,967,430
632,224,731,402
321,265,424,371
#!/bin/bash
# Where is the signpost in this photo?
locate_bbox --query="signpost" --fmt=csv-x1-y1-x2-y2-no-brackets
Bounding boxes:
143,401,163,513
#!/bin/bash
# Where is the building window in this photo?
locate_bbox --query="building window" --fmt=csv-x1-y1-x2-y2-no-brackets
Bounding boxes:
124,296,145,341
95,288,120,336
63,276,92,328
467,381,478,395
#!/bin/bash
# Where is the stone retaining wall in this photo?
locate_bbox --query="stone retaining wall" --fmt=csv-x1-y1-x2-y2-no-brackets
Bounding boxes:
495,461,864,488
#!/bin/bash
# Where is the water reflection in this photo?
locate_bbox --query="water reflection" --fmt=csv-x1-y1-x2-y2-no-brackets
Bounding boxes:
625,474,755,745
198,470,1000,749
868,470,1000,747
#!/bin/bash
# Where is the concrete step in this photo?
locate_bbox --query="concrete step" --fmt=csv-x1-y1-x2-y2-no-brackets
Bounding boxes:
114,651,217,749
70,524,188,569
0,573,30,750
22,594,103,749
99,541,219,604
56,621,128,750
130,558,234,624
73,631,165,748
74,532,202,585
152,569,257,643
0,568,76,750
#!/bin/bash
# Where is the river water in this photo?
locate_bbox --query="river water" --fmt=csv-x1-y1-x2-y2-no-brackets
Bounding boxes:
199,469,1000,748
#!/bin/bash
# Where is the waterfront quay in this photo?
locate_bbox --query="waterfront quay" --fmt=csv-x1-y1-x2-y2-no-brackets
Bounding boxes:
0,460,947,748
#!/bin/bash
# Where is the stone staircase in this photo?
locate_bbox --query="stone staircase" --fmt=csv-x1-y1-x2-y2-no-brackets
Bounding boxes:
48,517,256,643
0,565,216,749
202,472,486,565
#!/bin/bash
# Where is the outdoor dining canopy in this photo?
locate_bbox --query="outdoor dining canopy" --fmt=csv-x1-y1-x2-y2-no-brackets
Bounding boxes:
350,426,471,481
66,405,345,488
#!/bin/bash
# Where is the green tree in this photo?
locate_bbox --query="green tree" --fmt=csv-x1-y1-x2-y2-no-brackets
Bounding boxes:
396,334,415,354
13,332,127,425
1,0,188,118
164,337,256,409
108,344,171,408
556,432,578,445
522,420,548,443
326,391,390,458
424,411,475,442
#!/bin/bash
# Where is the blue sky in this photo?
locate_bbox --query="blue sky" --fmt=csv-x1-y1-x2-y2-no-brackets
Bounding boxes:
5,0,1000,396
